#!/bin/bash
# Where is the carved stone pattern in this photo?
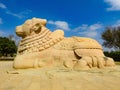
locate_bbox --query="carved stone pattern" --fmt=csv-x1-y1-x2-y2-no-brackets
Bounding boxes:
18,28,64,55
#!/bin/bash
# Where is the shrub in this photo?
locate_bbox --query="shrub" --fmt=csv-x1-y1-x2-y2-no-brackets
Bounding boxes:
104,51,120,61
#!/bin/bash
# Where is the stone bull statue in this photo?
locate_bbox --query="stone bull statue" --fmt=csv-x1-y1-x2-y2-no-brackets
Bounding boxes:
13,18,115,70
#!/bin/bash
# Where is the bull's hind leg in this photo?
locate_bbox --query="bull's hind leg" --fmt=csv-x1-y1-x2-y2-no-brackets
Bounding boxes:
73,55,115,70
73,60,90,70
73,56,92,70
104,57,115,67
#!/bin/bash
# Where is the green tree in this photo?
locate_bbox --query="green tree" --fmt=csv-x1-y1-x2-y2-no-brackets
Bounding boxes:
0,37,17,57
102,26,120,50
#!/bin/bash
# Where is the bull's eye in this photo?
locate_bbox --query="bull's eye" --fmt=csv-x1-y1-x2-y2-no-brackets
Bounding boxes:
35,23,40,27
32,23,41,34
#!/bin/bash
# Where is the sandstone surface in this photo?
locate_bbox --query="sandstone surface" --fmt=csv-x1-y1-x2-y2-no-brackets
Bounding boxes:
14,18,115,69
0,61,120,90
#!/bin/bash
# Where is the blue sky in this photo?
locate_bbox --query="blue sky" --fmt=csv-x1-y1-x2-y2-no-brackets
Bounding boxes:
0,0,120,50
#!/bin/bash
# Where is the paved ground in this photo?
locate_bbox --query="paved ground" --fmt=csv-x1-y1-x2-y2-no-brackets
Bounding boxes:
0,61,120,90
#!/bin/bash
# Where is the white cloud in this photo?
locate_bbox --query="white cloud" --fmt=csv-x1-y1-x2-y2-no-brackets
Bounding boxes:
48,20,103,38
6,10,32,19
0,2,21,18
6,11,23,19
48,20,70,31
74,24,102,31
113,20,120,27
104,0,120,11
74,24,88,31
0,2,31,19
108,19,120,27
89,24,102,31
79,31,98,38
74,23,103,38
0,2,7,9
0,18,2,24
0,30,5,36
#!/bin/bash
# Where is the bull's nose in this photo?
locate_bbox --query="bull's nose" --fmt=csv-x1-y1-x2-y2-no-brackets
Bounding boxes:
16,26,23,33
16,25,23,37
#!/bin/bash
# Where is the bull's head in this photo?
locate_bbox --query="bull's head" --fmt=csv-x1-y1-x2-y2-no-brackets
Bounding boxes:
16,18,47,38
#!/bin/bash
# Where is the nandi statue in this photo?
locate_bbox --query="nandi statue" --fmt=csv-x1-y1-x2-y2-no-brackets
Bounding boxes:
13,18,115,70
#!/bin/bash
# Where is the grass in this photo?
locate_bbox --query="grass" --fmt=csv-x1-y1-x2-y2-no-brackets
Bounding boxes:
0,57,14,61
0,59,14,61
115,61,120,65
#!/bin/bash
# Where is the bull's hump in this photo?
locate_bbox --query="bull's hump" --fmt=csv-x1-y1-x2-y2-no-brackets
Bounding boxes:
53,36,103,50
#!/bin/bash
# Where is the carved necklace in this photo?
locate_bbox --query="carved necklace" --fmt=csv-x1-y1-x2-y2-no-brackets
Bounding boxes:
18,28,64,55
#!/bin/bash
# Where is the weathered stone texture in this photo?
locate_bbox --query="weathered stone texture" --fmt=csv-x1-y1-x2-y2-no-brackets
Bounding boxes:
13,18,115,69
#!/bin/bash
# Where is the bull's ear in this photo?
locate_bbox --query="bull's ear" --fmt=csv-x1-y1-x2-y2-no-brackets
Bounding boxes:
41,19,47,26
